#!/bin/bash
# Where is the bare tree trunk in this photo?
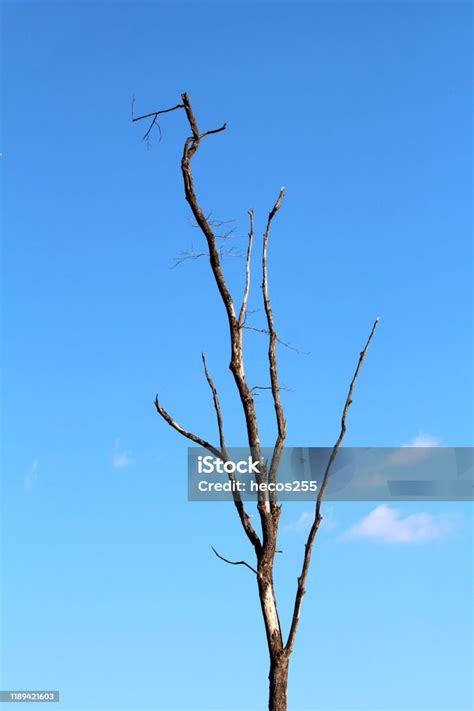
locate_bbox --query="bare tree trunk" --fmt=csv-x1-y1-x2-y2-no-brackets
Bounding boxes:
257,543,289,711
269,653,289,711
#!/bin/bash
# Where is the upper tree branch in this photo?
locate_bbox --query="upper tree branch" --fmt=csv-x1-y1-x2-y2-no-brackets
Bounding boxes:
178,92,274,547
132,102,184,144
135,93,273,554
238,209,255,326
285,317,379,655
262,189,287,501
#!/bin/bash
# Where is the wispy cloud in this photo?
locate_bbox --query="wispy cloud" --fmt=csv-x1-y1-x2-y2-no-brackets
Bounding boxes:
386,432,442,467
342,504,457,544
283,506,337,534
283,511,313,533
24,459,39,492
112,439,134,469
403,433,442,448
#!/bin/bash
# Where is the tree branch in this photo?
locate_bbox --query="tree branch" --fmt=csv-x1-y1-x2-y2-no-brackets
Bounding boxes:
135,94,268,555
200,123,228,138
262,188,287,501
285,317,380,654
171,245,243,269
238,209,255,326
201,353,226,453
178,92,274,544
154,390,262,555
132,102,185,144
153,395,222,459
132,103,185,122
211,546,258,575
242,325,306,354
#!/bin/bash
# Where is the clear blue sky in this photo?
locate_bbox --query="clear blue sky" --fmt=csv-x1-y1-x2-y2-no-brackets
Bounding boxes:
1,2,472,710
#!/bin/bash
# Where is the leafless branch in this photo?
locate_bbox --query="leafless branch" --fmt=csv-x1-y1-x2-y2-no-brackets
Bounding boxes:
207,215,236,229
188,220,237,242
202,353,226,453
171,245,243,269
137,93,267,555
143,116,162,145
250,385,294,394
211,546,258,575
154,391,261,554
238,209,255,326
243,325,307,354
178,92,275,547
200,123,228,138
132,101,185,145
177,97,289,659
171,249,208,268
262,189,287,495
216,228,237,241
132,102,185,123
285,317,380,654
189,213,236,232
153,395,222,459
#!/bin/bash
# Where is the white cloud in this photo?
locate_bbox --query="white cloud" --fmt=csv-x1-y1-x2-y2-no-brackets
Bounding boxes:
386,432,442,467
24,459,39,492
113,439,134,469
283,506,337,534
343,504,457,544
403,433,442,448
283,511,313,533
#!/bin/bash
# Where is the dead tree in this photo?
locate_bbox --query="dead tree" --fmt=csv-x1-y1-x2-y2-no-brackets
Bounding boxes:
133,93,378,711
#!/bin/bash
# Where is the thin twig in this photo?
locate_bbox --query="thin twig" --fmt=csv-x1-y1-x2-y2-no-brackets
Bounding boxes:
243,325,307,354
171,250,208,268
211,546,257,575
200,123,228,138
250,385,294,394
143,116,162,145
132,102,185,144
132,103,184,123
171,245,243,269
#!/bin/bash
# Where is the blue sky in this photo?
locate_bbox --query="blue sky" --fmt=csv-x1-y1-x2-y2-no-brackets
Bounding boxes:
1,1,472,710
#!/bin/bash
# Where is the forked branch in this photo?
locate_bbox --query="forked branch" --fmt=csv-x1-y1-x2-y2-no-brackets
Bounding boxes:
132,102,184,143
